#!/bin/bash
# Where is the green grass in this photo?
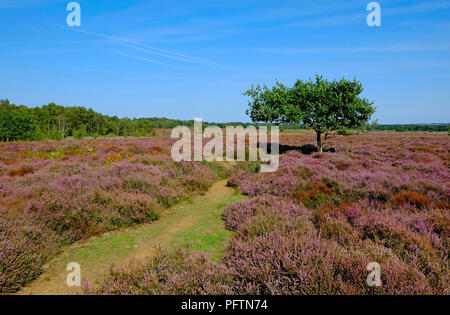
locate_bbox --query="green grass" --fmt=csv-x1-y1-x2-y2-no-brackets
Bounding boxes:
170,193,247,261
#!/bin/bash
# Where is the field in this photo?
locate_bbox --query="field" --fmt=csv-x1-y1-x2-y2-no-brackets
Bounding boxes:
0,131,449,294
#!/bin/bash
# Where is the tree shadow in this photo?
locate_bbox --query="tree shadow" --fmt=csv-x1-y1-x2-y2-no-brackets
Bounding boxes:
258,143,336,155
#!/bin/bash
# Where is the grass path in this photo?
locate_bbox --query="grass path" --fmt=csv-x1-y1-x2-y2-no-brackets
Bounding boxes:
18,180,245,295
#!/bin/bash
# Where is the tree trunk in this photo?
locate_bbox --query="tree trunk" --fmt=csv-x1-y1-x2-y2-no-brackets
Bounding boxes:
316,131,323,152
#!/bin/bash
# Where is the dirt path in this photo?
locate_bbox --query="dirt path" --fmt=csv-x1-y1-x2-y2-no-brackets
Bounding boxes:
18,180,245,295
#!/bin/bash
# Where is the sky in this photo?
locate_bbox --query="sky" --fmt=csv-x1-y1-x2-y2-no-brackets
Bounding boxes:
0,0,449,124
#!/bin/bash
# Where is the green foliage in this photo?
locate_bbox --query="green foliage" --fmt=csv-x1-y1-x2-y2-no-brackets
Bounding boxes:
201,160,228,179
246,161,261,174
0,99,171,141
73,128,86,140
337,127,352,136
0,100,36,141
371,124,449,132
282,122,449,133
244,75,376,151
1,99,274,142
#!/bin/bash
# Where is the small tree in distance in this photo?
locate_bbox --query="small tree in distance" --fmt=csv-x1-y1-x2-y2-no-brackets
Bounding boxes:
244,75,376,152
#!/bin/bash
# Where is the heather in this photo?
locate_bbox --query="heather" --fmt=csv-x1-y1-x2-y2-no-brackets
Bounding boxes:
0,138,221,293
83,248,234,295
226,132,449,294
88,132,449,295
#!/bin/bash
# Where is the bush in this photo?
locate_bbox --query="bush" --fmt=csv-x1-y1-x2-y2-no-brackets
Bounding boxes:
337,127,352,136
246,161,261,174
7,165,35,177
84,249,233,295
394,191,431,209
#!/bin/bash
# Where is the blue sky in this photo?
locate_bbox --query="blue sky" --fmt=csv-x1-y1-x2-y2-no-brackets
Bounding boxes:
0,0,449,123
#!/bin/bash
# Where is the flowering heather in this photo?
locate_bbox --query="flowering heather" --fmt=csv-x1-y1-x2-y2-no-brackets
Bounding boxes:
84,248,234,295
88,132,449,295
0,138,220,293
226,132,449,294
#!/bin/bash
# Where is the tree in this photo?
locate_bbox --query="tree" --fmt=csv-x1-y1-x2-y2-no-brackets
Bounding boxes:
0,109,36,142
244,75,376,152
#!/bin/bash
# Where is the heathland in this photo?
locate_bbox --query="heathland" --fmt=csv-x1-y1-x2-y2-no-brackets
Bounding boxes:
0,131,448,294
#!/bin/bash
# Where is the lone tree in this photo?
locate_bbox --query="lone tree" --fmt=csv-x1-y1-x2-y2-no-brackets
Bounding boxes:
244,75,376,152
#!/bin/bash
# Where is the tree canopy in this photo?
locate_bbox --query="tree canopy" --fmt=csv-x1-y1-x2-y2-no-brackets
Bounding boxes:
0,100,197,142
245,75,376,152
0,105,36,142
0,99,274,142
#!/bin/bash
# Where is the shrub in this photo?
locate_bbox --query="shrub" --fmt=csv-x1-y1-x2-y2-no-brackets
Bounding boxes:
222,196,311,233
427,209,450,239
84,249,233,295
291,180,334,207
394,191,431,209
337,127,352,136
7,165,35,177
246,161,261,174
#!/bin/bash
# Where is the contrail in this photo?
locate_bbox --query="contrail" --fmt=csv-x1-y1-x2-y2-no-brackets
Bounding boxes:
107,50,171,66
69,28,222,67
119,42,209,65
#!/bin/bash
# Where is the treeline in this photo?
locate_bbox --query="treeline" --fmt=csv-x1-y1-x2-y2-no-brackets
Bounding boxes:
0,99,275,142
370,124,449,132
282,123,449,132
1,99,448,142
0,99,197,141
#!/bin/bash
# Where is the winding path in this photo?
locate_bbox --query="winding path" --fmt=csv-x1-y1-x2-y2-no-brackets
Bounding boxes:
18,180,244,295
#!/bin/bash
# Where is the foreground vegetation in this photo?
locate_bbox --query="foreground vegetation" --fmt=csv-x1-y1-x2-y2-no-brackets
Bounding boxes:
1,131,448,294
0,138,226,293
86,132,449,295
18,180,244,295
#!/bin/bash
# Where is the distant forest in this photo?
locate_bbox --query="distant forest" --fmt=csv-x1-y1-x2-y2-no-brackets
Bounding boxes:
0,99,448,142
0,99,195,141
367,123,449,132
